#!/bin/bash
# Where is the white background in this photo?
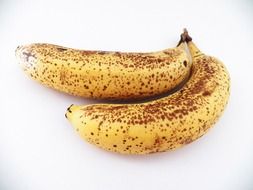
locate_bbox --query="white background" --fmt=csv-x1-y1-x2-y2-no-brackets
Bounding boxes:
1,0,253,189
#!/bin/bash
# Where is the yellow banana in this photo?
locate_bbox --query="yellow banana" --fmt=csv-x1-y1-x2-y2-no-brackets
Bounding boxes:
66,31,230,154
15,37,190,99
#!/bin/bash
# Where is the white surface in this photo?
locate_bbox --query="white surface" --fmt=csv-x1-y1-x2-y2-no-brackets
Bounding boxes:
1,0,253,190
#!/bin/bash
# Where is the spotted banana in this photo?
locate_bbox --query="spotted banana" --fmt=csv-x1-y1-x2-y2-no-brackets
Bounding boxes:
66,30,230,154
16,36,190,99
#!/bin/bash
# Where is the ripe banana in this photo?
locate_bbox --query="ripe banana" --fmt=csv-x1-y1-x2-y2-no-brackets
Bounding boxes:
66,31,230,154
15,38,190,99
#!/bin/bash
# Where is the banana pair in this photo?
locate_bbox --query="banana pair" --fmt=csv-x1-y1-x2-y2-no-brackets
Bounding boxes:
16,29,230,154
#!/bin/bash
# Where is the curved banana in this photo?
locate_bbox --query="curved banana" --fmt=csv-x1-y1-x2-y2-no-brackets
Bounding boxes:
15,38,190,99
66,32,230,154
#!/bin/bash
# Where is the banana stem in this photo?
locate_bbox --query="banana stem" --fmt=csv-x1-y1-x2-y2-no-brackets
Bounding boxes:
182,28,204,58
183,28,192,43
176,33,186,47
177,28,192,47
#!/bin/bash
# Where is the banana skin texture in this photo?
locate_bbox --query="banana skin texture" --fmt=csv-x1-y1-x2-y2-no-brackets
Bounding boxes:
15,42,190,99
66,40,230,154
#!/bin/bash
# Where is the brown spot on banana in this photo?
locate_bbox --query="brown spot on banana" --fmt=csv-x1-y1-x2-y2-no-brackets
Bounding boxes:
57,47,67,52
16,36,191,100
66,32,230,154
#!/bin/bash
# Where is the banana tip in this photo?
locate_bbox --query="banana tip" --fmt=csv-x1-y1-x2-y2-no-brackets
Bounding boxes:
65,104,74,119
15,45,22,56
67,104,74,113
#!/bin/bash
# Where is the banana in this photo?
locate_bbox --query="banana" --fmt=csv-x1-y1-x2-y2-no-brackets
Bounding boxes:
15,37,190,99
65,30,230,154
